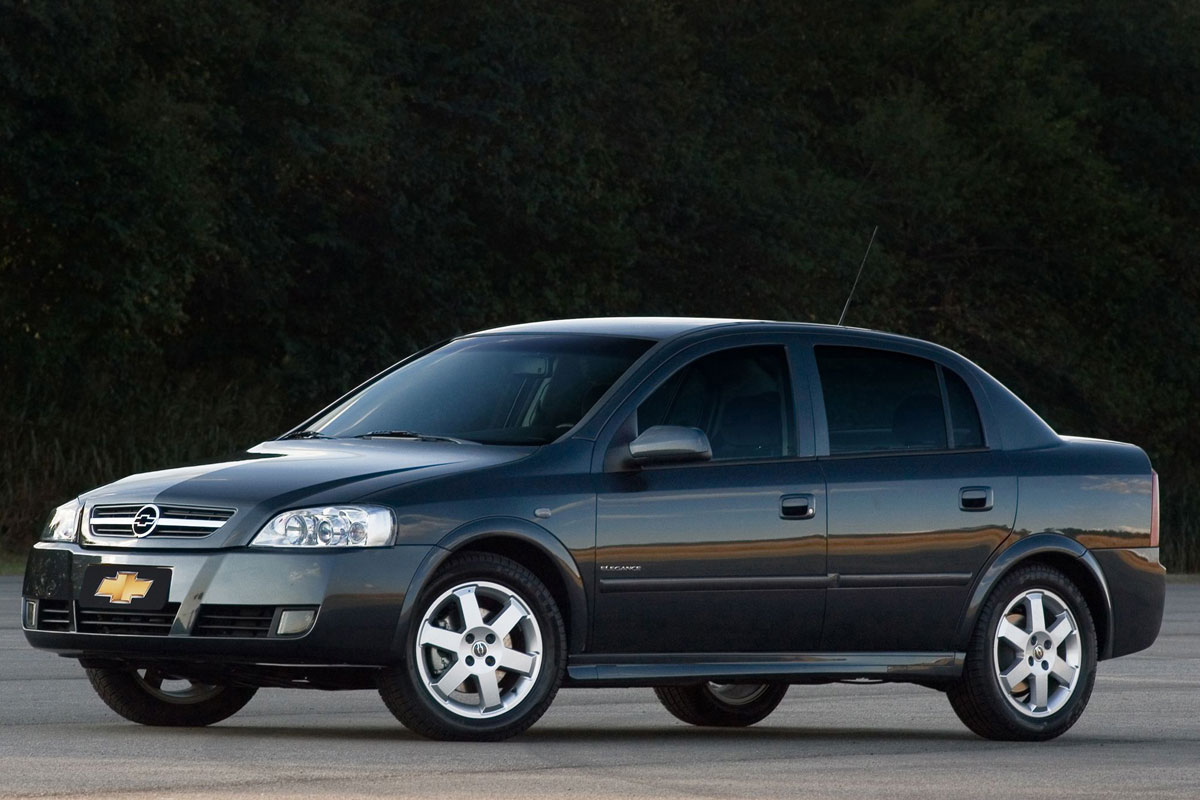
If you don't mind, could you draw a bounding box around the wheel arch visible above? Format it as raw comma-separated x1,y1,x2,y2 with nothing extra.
396,518,588,657
956,533,1114,660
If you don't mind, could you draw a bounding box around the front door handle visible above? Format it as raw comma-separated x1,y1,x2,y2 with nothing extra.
960,486,993,512
780,494,816,520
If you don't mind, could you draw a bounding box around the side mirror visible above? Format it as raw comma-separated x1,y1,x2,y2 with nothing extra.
628,425,712,464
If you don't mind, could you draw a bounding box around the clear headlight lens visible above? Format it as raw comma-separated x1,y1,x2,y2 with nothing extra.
41,498,82,542
252,505,395,548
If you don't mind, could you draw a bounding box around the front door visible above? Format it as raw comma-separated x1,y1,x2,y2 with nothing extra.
593,343,827,654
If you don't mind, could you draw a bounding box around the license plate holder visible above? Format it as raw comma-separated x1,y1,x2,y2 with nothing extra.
79,565,173,611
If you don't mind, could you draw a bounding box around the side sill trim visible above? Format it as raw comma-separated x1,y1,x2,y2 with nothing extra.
597,573,972,593
565,651,964,686
598,575,832,593
836,572,973,589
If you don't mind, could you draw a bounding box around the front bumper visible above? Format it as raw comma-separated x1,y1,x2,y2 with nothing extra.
22,542,436,665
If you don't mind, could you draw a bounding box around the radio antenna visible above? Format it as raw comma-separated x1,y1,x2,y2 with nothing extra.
837,225,878,326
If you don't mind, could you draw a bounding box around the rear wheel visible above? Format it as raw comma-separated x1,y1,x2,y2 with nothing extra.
948,564,1096,741
654,682,788,727
86,666,257,726
379,552,565,741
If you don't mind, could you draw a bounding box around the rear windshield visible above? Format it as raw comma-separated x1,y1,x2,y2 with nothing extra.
308,334,653,445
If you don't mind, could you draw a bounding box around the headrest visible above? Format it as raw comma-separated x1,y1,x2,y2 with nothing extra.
718,392,782,448
892,393,946,448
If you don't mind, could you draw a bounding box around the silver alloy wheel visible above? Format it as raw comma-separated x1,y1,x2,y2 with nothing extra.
133,668,224,705
706,683,771,706
414,580,543,719
993,588,1082,718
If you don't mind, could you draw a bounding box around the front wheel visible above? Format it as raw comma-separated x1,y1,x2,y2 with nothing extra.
379,552,565,741
948,564,1097,741
86,667,257,726
654,682,788,727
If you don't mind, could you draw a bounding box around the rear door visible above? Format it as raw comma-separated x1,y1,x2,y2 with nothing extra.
808,341,1016,652
592,335,828,654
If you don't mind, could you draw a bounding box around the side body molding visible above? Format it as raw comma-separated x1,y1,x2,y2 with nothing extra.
393,517,588,657
954,532,1114,659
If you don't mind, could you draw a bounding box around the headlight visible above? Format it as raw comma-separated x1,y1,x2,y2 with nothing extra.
251,505,395,548
41,498,82,542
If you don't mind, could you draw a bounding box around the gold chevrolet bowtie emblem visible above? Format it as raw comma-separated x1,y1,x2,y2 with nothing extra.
94,572,154,604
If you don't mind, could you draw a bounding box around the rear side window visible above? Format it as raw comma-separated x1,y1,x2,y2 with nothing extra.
944,368,984,448
815,346,987,454
816,347,945,453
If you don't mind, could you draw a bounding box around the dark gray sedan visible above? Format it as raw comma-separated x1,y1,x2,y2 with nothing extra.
23,318,1164,741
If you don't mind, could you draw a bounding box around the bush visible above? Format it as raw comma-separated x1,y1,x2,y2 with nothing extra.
2,0,1197,566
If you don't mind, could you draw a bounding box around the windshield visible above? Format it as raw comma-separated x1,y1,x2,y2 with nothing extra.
305,334,654,445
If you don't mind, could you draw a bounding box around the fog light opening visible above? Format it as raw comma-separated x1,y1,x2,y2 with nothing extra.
23,599,37,629
276,608,317,636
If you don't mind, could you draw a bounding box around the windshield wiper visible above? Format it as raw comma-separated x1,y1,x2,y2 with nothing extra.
279,430,335,440
353,430,473,444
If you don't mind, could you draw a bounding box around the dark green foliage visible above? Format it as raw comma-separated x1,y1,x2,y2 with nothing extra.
1,0,1197,566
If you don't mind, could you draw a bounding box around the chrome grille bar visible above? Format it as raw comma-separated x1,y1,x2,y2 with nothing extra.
88,504,236,538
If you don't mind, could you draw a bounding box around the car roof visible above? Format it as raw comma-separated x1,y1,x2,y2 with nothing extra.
472,316,894,341
472,317,754,339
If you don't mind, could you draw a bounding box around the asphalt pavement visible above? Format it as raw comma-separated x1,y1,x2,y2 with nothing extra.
2,575,1197,799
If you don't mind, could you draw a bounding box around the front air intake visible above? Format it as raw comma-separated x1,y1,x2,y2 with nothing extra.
35,599,72,631
76,604,180,636
193,605,277,638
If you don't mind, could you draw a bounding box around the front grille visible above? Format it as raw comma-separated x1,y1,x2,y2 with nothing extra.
193,605,276,638
89,504,235,538
76,603,180,636
36,599,72,631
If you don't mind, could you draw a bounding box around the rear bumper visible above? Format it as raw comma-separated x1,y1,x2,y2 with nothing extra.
1092,547,1166,659
21,542,436,665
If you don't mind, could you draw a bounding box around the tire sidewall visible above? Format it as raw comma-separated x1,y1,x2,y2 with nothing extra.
976,567,1097,739
400,556,564,738
700,683,788,724
86,667,256,726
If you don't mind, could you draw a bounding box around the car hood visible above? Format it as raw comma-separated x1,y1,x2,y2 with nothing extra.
77,439,535,549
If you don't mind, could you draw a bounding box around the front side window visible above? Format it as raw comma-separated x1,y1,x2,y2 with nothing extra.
637,346,794,460
309,334,652,445
815,345,985,454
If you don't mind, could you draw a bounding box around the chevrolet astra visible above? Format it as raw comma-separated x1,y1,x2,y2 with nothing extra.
23,317,1165,741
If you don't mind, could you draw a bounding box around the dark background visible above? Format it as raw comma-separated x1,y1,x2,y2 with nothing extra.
1,1,1196,566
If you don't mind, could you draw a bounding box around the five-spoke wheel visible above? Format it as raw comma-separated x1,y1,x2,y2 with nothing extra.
414,581,544,718
993,589,1082,717
949,563,1096,740
379,552,565,740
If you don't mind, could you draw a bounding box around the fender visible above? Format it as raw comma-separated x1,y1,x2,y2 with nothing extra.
392,517,588,658
954,532,1114,659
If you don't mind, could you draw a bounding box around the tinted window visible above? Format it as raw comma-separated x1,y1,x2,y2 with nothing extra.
944,368,985,448
638,346,793,460
309,334,651,445
816,346,947,453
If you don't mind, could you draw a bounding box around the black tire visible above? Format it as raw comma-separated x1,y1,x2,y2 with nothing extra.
379,552,565,741
654,682,788,727
86,667,257,726
948,563,1097,741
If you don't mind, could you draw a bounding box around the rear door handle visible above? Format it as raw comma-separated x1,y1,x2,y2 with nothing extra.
960,486,993,512
780,494,816,520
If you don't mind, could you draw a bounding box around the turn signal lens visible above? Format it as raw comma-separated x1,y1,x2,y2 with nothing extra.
277,608,317,636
